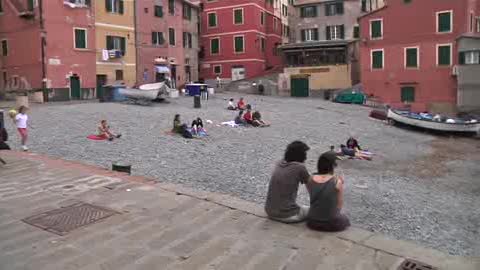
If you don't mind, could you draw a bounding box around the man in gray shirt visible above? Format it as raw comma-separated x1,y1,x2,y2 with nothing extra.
265,141,311,223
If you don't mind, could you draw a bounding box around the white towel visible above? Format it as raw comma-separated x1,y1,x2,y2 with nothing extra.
102,49,109,61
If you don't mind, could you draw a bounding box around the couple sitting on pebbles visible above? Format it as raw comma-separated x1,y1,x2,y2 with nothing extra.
233,104,270,127
265,141,350,232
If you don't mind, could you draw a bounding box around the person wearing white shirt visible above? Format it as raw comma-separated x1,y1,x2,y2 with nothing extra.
15,106,29,151
227,98,237,110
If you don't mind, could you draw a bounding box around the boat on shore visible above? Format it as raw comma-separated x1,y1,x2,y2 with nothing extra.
387,109,480,134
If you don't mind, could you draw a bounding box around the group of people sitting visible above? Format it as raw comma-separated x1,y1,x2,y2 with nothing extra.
173,114,207,138
227,97,247,111
265,141,350,232
335,137,372,160
227,98,270,127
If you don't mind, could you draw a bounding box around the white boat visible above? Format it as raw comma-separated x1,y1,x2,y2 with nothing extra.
119,88,160,101
387,109,480,134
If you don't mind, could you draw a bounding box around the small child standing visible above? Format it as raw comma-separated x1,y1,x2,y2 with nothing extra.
15,106,29,151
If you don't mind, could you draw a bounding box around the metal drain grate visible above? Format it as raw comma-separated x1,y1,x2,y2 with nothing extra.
22,203,118,235
398,259,437,270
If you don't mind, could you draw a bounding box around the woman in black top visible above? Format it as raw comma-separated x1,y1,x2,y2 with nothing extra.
306,151,350,232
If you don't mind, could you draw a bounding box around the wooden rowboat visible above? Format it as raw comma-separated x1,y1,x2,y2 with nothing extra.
387,109,480,134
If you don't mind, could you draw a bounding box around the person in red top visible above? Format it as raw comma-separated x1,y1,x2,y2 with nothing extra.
243,108,253,125
237,97,246,110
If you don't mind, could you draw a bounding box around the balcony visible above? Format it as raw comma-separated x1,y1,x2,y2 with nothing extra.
63,0,91,9
7,0,35,19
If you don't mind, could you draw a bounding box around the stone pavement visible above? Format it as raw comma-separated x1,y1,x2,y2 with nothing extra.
0,151,478,270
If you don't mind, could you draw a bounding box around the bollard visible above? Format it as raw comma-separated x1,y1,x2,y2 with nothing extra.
193,95,201,108
112,163,131,175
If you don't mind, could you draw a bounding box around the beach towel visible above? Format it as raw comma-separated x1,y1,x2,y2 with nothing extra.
87,134,108,141
221,121,239,128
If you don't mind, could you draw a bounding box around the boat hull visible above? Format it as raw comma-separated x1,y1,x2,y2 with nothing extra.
387,109,480,133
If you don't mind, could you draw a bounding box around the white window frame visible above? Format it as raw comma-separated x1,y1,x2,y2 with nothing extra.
73,27,88,49
233,35,245,54
436,10,453,34
304,29,317,42
207,12,217,28
260,12,265,25
152,32,163,45
329,25,343,40
112,37,122,50
436,43,452,66
477,17,480,32
1,39,8,56
108,0,121,14
210,37,220,55
233,8,244,25
369,18,383,40
273,17,278,31
213,65,222,75
465,51,480,65
404,46,419,69
371,48,384,70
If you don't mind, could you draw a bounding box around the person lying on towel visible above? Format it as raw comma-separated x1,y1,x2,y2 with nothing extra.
340,144,371,160
98,120,121,141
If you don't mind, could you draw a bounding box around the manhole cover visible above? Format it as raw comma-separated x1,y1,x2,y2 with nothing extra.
22,203,118,235
398,259,437,270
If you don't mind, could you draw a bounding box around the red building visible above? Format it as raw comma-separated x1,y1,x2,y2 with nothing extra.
199,0,283,84
0,0,96,100
359,0,480,112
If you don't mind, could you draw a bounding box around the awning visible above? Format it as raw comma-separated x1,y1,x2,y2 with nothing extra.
155,65,170,74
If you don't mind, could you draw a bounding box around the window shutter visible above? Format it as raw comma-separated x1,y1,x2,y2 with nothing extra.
353,26,360,38
337,3,344,15
105,0,111,12
75,29,86,48
188,33,192,48
119,0,124,14
401,87,415,102
313,6,317,17
313,29,319,40
438,13,451,32
459,52,465,65
183,32,187,48
300,7,305,17
85,0,91,6
340,25,345,39
152,32,157,45
301,30,306,41
325,5,330,16
106,36,113,50
326,26,331,40
120,37,126,55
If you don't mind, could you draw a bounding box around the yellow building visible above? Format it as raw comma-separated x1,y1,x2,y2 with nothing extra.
94,0,136,87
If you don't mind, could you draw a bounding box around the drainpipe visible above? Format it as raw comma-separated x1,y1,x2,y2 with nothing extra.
133,0,138,86
39,0,47,92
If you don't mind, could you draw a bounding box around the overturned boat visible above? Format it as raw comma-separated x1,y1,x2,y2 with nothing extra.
387,109,480,134
119,82,173,104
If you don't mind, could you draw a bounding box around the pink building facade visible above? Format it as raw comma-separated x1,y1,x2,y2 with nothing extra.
359,0,480,112
135,0,200,89
0,0,96,99
199,0,283,83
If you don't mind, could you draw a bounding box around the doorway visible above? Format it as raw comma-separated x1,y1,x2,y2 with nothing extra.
185,65,191,83
171,65,177,89
290,77,309,97
70,75,81,99
231,66,245,81
96,74,107,100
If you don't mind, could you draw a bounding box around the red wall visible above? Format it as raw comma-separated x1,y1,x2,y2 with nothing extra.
43,2,96,88
200,0,282,80
359,0,476,112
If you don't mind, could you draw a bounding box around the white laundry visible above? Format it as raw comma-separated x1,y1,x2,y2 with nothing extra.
102,49,109,61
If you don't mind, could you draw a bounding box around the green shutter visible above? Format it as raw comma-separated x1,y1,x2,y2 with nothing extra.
234,9,243,24
325,5,330,16
169,28,175,45
208,13,216,27
313,29,319,40
235,36,244,53
438,45,451,65
301,30,306,41
27,0,34,11
353,25,360,38
459,52,466,65
326,26,331,40
120,37,126,55
169,0,174,14
183,32,187,48
119,0,124,14
438,12,451,32
337,3,344,15
152,32,157,44
106,0,112,12
406,48,418,67
340,25,345,39
211,38,219,54
0,0,3,13
75,29,86,49
371,20,382,38
401,87,415,102
106,36,114,50
1,40,7,56
300,7,305,17
372,50,383,69
155,6,163,17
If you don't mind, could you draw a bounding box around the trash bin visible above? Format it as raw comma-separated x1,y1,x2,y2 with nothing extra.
194,95,201,108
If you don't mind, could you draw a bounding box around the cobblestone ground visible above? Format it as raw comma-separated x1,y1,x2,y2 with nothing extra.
4,94,479,256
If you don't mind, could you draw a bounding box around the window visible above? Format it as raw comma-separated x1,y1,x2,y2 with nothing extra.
401,87,415,103
0,0,3,13
210,38,219,55
68,0,90,6
168,0,174,14
301,29,319,42
325,2,343,16
326,25,344,40
213,65,221,75
1,40,7,56
152,32,164,45
404,0,412,4
300,6,317,18
405,47,419,68
477,17,480,32
234,8,243,25
282,4,288,16
27,0,36,11
169,28,175,46
183,32,192,48
154,5,163,17
370,19,383,39
115,70,123,81
371,49,384,69
234,36,244,53
74,28,87,49
208,13,217,27
470,13,474,32
106,0,124,14
261,37,266,52
260,12,265,25
283,25,289,37
459,51,480,65
353,25,360,39
106,36,126,55
361,0,367,12
2,71,6,88
183,3,192,20
437,44,452,66
437,10,452,33
273,18,278,31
